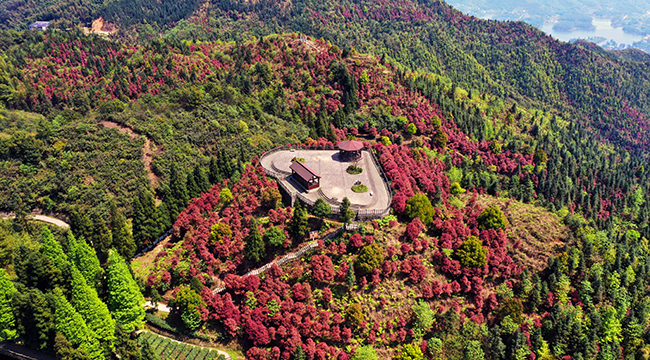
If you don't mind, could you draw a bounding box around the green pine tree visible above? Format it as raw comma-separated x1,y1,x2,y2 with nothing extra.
70,265,116,347
68,233,103,291
91,213,112,262
0,269,17,341
218,150,233,179
288,201,309,240
131,195,146,251
113,323,141,360
194,164,211,194
54,331,91,360
187,170,200,199
169,162,190,219
346,264,357,288
107,251,145,332
340,197,354,225
292,345,306,360
53,289,104,360
41,227,68,265
133,189,162,251
110,201,136,260
69,209,94,244
209,157,222,184
244,220,265,263
311,198,332,222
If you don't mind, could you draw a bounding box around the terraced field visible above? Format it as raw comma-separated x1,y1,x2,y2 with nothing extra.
138,331,227,360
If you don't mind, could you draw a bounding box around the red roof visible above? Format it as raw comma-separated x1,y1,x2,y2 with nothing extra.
338,140,364,151
290,161,320,181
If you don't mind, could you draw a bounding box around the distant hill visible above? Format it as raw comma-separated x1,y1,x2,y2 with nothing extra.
0,0,204,31
164,0,650,157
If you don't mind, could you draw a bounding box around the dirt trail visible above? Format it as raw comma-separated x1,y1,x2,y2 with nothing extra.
100,121,160,190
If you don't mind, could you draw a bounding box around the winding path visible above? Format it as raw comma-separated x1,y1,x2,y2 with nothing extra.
0,213,69,230
100,120,160,192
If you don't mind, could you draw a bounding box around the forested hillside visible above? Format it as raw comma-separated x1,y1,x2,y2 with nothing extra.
165,0,650,158
0,1,649,359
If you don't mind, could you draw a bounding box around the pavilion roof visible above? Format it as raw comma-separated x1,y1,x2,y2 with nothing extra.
337,140,364,151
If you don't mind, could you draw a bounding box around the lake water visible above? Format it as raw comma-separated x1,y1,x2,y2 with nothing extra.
539,18,644,47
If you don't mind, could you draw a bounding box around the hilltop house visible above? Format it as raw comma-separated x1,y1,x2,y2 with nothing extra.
29,22,50,31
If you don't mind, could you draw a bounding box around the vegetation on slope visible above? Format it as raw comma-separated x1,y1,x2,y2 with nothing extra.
0,4,649,359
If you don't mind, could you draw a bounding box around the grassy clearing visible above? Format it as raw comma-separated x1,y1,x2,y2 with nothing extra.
460,194,567,271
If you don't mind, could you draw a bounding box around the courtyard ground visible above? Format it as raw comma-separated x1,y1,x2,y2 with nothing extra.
260,149,391,213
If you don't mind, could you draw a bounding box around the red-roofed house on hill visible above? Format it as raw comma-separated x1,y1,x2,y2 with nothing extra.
290,161,320,190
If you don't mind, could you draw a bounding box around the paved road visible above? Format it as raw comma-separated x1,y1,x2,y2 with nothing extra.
1,214,70,230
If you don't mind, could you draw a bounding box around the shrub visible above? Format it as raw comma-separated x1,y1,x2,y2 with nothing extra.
291,157,305,163
209,223,232,244
499,298,524,325
345,303,364,327
351,184,369,193
404,193,435,225
394,344,424,360
411,301,435,339
450,182,466,195
263,226,286,247
405,123,417,135
352,346,378,360
261,187,282,209
477,206,508,231
432,128,448,148
534,149,548,164
456,236,487,268
311,198,332,219
489,140,502,155
355,244,385,274
219,188,233,204
347,165,363,174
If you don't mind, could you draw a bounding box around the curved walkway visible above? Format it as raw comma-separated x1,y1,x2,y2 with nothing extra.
0,212,70,230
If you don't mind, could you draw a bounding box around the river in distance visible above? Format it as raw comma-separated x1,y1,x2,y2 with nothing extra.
539,18,644,47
